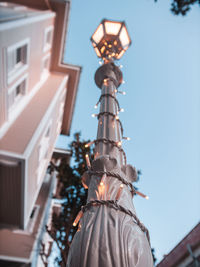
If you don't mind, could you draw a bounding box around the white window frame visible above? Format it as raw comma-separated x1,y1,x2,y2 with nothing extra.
13,205,40,234
56,93,65,135
37,120,52,185
7,73,28,116
56,102,65,135
41,53,50,79
43,26,53,53
6,38,30,85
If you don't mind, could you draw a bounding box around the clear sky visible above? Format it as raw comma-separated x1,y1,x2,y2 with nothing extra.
57,0,200,263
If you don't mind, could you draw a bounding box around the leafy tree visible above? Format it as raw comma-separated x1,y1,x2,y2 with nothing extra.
154,0,200,15
151,248,157,265
43,133,93,266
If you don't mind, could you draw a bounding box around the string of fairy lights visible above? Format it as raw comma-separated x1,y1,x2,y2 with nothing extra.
92,90,127,138
92,111,125,138
94,93,121,111
72,75,150,245
73,200,150,245
86,138,127,165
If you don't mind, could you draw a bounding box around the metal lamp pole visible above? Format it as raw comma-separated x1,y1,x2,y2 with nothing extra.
67,19,153,267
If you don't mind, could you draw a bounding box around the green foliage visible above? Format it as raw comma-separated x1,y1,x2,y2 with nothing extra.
151,248,157,265
46,133,94,266
155,0,200,15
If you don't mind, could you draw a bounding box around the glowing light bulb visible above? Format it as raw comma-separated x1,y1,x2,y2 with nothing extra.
118,90,126,95
116,184,124,201
103,78,109,85
73,210,83,227
135,190,149,199
92,114,98,117
119,65,123,69
85,141,94,148
120,108,124,112
123,137,131,141
100,174,106,185
85,154,91,169
94,104,98,109
117,141,122,147
115,115,119,120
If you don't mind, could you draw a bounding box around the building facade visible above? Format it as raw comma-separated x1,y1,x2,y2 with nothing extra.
0,1,81,266
157,222,200,267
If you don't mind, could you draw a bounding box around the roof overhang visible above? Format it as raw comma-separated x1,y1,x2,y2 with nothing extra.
49,0,82,135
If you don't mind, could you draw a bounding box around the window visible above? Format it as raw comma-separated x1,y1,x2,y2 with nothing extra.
7,38,29,84
16,45,26,64
8,74,27,113
43,26,53,52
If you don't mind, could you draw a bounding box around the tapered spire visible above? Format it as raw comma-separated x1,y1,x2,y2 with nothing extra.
66,19,153,267
94,63,124,166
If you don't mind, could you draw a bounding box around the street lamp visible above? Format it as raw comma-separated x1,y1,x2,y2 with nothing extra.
91,19,131,62
67,19,153,267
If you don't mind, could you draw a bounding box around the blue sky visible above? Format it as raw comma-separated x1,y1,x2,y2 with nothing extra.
57,0,200,263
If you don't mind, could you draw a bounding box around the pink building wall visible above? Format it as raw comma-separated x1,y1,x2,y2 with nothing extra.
0,6,70,228
0,1,81,264
26,78,67,226
0,9,55,128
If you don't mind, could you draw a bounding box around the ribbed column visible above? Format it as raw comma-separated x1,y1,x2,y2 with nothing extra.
95,79,123,166
67,62,153,267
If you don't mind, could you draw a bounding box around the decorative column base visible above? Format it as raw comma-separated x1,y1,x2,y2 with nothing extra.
67,155,153,267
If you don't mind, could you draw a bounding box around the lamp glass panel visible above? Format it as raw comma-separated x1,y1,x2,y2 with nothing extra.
119,26,130,47
117,49,125,59
92,23,104,44
94,47,101,57
104,21,121,35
